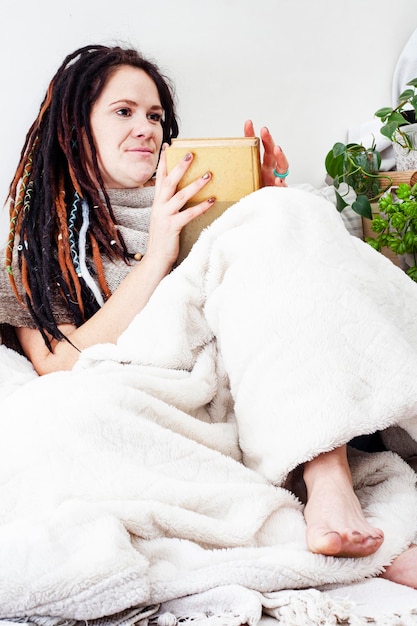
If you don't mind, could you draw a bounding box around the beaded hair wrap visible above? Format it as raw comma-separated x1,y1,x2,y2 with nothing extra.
78,197,104,306
68,192,82,277
5,151,34,302
4,44,179,348
66,191,104,310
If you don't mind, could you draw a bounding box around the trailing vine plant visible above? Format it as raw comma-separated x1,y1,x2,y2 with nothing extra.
375,78,417,150
325,142,392,219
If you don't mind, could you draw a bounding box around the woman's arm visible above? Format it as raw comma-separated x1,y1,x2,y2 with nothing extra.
16,148,215,375
16,253,172,374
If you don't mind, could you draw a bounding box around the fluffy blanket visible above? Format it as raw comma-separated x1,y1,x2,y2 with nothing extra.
2,187,417,624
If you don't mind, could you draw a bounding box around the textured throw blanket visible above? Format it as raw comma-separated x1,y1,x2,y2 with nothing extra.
1,187,417,625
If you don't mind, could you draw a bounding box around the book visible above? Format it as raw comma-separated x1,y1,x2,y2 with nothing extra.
165,137,261,263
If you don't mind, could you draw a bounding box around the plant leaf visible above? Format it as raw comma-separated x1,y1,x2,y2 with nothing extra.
398,88,415,101
380,124,395,139
375,107,393,119
391,111,409,124
334,190,348,213
351,195,372,219
332,142,347,158
325,149,344,179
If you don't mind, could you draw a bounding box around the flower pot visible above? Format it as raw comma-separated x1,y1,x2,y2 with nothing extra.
393,123,417,170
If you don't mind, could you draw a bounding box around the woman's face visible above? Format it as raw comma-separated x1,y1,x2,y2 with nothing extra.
89,65,164,188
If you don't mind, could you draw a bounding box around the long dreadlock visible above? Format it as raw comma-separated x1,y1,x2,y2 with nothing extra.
6,44,179,349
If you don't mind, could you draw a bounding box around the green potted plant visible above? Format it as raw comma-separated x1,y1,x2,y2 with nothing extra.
375,78,417,169
366,182,417,282
325,141,392,219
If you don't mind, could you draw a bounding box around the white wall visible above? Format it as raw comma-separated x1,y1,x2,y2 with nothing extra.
1,0,417,241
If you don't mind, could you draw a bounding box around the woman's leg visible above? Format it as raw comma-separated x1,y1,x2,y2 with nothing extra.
303,445,417,588
303,445,384,557
381,545,417,588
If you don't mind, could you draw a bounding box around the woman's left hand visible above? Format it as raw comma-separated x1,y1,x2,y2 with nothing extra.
244,120,289,188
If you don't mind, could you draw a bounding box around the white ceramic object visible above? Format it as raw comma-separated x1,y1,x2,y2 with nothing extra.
393,123,417,169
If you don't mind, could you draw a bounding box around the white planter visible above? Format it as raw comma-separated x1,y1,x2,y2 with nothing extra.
393,123,417,170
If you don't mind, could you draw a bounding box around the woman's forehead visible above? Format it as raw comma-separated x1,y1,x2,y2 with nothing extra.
100,65,161,105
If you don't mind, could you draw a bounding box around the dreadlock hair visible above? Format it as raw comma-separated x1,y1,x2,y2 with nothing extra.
6,43,179,350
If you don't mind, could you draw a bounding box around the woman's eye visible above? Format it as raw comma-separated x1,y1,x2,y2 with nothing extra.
147,112,163,123
116,108,131,117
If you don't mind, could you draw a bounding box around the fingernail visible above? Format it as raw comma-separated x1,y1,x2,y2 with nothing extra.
202,172,211,180
207,197,216,203
184,152,192,161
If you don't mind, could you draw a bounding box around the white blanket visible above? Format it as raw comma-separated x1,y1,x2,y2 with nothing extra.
2,187,417,624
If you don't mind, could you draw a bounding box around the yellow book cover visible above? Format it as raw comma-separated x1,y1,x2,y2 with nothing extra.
165,137,261,263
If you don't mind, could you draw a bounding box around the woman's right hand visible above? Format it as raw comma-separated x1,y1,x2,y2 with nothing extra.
146,145,215,267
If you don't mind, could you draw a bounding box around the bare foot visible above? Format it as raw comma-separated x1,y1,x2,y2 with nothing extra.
303,446,384,558
381,545,417,588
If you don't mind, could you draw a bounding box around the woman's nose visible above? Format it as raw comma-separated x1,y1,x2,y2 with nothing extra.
131,114,153,138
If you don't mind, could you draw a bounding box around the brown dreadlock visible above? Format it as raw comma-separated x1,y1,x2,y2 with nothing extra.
6,44,179,349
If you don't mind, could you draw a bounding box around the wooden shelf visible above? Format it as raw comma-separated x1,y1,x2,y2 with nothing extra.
378,170,417,187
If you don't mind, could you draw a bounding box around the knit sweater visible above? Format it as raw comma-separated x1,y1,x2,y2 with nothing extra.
0,186,155,349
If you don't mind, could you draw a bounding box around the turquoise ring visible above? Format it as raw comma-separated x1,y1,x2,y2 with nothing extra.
273,168,289,179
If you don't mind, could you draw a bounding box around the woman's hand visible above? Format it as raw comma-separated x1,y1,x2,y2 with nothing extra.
244,120,289,188
146,145,215,268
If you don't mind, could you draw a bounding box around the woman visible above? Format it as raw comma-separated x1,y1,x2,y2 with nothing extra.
0,44,415,588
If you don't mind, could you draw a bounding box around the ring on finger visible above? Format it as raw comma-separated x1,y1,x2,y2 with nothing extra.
273,168,289,179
